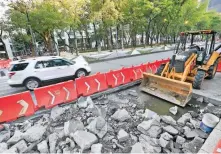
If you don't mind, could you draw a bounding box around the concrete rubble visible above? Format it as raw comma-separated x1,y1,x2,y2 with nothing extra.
1,88,218,153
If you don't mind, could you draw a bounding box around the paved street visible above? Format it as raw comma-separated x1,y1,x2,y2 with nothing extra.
0,50,173,97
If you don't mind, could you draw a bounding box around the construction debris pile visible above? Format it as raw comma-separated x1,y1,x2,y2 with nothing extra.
0,89,220,153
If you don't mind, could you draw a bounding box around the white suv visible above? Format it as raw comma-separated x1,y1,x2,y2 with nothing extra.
8,56,91,90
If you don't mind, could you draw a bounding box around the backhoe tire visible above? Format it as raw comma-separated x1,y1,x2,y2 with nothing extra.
155,64,165,75
206,59,219,79
193,70,205,89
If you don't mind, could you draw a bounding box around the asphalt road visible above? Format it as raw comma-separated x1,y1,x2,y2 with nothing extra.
0,50,180,97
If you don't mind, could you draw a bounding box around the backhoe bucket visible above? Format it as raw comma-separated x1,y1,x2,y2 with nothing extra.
140,73,192,107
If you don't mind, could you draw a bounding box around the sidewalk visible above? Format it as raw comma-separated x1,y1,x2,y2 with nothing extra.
60,44,175,60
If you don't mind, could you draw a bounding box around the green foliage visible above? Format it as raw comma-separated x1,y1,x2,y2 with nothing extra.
5,0,221,51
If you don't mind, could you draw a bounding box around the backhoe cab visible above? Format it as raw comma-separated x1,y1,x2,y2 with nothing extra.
140,30,220,107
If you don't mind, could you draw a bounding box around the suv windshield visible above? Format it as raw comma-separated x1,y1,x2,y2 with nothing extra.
9,63,29,71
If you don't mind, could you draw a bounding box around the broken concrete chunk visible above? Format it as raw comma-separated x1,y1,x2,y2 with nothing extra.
111,109,131,122
176,136,186,145
37,140,49,153
177,113,192,126
183,126,191,134
66,138,75,149
137,119,160,135
136,110,144,117
0,131,10,143
142,109,157,119
188,111,199,118
0,143,7,152
190,118,200,129
163,125,178,135
117,129,129,142
10,140,27,153
185,130,198,139
73,131,98,150
50,106,65,121
169,106,178,115
20,120,32,132
159,137,169,148
49,133,58,153
161,116,176,125
87,117,107,138
139,134,159,147
160,132,173,141
172,148,181,153
139,135,161,153
96,116,106,130
182,136,204,153
147,126,162,138
7,130,23,145
64,119,84,136
196,97,204,103
130,142,144,153
91,143,103,154
23,125,46,142
78,96,91,108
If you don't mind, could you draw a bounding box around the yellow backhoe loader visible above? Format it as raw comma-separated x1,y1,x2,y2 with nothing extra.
140,30,221,107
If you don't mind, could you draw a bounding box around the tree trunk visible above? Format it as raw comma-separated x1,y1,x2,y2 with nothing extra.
120,24,124,50
145,31,149,45
93,23,98,48
43,31,53,53
73,31,78,56
110,27,114,50
116,25,119,50
85,29,91,49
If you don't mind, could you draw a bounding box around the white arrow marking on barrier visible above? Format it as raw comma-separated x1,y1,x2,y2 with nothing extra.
133,70,137,79
48,91,55,105
149,66,153,73
94,79,100,91
63,87,70,100
113,74,118,85
120,72,125,83
154,65,157,73
17,100,29,116
0,110,3,117
85,82,90,93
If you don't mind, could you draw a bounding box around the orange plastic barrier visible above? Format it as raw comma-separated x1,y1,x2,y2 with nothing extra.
145,58,170,74
76,73,108,96
0,60,11,69
213,139,221,154
217,61,221,72
0,91,35,122
130,64,146,81
105,67,132,88
34,80,77,109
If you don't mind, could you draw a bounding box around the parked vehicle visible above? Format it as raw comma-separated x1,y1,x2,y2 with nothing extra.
7,56,91,90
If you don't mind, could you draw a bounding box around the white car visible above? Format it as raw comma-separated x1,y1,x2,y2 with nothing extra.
8,56,91,90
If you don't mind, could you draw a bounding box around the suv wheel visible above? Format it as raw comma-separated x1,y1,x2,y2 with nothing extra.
75,69,87,78
24,78,40,90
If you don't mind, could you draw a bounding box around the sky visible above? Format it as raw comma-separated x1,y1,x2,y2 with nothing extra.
0,0,9,19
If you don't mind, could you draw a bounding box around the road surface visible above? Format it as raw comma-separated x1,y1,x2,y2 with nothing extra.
0,50,182,97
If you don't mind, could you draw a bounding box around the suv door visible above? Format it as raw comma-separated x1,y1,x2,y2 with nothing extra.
34,60,60,81
51,59,74,78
